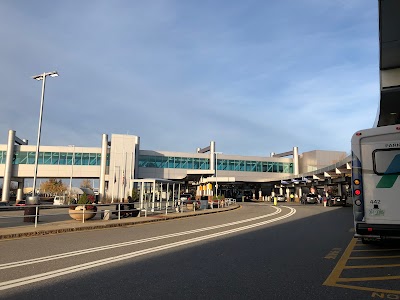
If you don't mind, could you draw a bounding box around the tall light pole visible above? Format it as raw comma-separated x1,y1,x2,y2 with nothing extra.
215,152,223,197
68,145,75,200
31,71,59,200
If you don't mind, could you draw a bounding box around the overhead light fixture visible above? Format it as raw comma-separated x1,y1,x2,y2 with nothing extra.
32,71,59,80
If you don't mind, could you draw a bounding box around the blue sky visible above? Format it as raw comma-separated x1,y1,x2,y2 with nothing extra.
0,0,379,157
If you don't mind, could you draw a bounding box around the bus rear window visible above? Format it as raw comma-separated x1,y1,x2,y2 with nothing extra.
373,149,400,175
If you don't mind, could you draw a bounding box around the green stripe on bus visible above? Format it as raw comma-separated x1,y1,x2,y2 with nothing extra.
376,174,398,188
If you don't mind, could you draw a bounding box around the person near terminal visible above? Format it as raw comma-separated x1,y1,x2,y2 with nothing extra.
127,196,134,210
290,193,294,202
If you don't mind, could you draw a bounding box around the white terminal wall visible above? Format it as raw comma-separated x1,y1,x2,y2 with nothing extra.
299,150,347,173
108,134,140,199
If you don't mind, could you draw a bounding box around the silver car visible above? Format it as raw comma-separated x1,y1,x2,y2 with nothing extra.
276,195,286,202
303,193,318,204
328,195,347,207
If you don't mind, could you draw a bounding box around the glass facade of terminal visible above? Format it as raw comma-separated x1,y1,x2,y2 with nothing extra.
0,151,103,166
139,155,293,173
0,151,293,173
139,155,210,170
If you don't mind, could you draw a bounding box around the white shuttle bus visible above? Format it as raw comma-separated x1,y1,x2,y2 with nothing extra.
351,124,400,242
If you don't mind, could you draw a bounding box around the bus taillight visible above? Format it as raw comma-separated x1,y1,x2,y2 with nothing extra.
354,189,361,196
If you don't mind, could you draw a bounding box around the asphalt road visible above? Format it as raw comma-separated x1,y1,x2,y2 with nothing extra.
0,202,388,300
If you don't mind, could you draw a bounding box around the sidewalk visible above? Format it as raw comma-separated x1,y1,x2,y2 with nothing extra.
0,204,241,240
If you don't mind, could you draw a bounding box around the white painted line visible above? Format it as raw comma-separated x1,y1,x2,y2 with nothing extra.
0,206,283,270
0,207,296,291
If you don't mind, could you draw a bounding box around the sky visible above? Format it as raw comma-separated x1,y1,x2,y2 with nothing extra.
0,0,380,157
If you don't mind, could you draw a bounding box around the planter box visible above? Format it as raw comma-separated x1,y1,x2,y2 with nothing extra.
69,205,97,221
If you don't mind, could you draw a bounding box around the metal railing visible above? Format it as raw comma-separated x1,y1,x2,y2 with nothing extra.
0,199,236,229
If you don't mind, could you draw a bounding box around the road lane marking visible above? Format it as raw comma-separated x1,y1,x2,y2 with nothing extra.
329,284,400,295
0,207,284,270
352,249,400,252
323,238,400,295
0,207,296,291
337,275,400,282
349,255,400,259
324,248,342,260
344,263,400,269
323,238,357,286
0,206,293,269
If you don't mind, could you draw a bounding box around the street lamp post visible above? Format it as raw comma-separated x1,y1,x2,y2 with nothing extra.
31,71,59,201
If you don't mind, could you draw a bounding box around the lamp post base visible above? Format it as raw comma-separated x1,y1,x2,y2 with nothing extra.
24,196,40,222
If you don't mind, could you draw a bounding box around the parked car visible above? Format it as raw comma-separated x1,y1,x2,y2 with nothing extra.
236,191,253,202
53,196,67,205
180,193,193,203
327,195,347,207
180,193,200,209
302,193,318,204
276,195,286,202
0,202,12,210
15,200,26,206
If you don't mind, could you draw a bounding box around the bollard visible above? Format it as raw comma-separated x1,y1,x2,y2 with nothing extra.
323,200,327,207
274,197,277,206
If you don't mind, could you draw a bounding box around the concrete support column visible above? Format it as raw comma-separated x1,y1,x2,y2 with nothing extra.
293,146,299,175
16,181,24,201
337,183,343,196
286,188,290,200
151,182,155,212
279,187,283,195
133,137,140,180
140,183,145,210
210,141,215,171
2,130,15,202
99,134,108,203
298,187,303,198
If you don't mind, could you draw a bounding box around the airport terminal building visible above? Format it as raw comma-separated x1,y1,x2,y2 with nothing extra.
0,130,347,202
